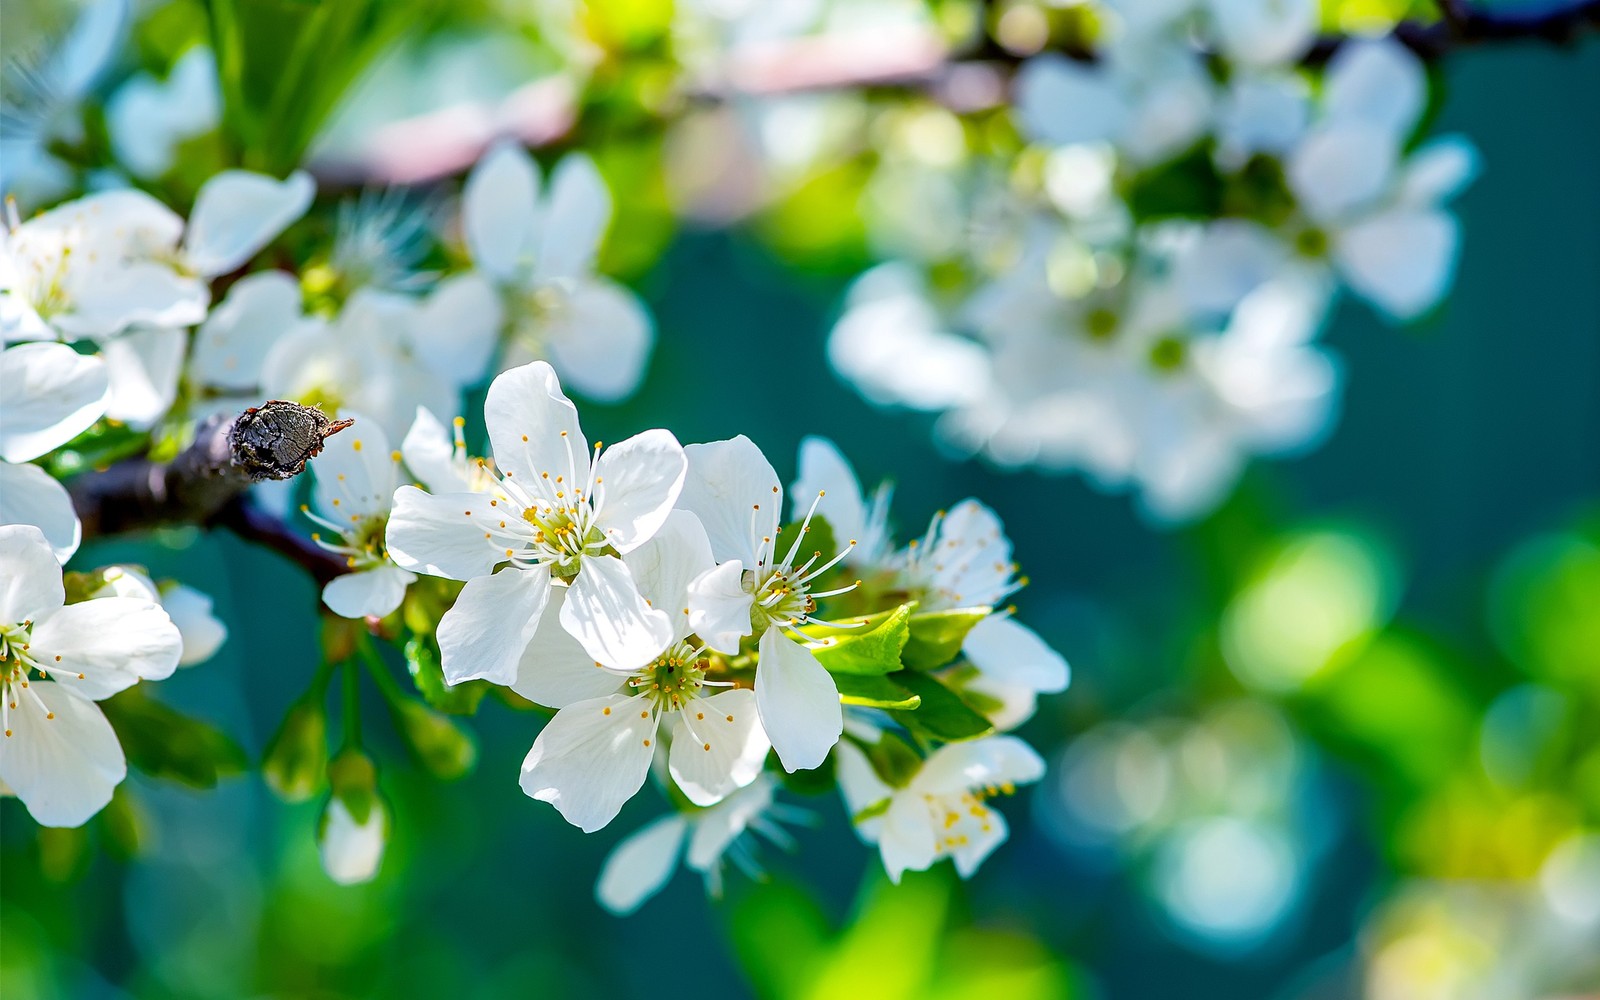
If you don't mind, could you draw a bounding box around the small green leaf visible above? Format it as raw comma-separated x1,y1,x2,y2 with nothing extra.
902,606,990,671
804,604,913,676
102,688,248,789
404,636,488,714
835,673,922,711
889,673,995,743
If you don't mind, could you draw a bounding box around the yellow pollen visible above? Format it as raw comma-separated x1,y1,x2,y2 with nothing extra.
352,440,362,451
696,713,704,720
703,743,711,751
391,450,401,462
603,706,611,715
639,710,648,719
453,417,465,428
725,715,734,722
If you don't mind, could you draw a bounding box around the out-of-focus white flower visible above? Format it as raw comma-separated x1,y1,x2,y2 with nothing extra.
826,264,990,412
680,435,850,773
789,436,894,569
0,341,109,561
302,414,416,619
836,735,1045,883
1213,71,1311,170
101,326,186,429
189,270,306,403
517,511,769,832
1203,0,1318,68
105,46,220,179
89,566,227,666
386,361,685,683
0,0,126,206
1015,44,1214,166
261,279,500,441
595,774,798,915
1,170,314,343
0,524,182,827
462,142,653,401
1286,38,1478,320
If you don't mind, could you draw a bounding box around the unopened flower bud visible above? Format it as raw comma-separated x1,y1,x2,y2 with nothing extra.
391,699,477,780
318,749,387,885
262,697,328,803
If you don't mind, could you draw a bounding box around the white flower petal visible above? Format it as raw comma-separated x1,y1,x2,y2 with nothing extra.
519,693,656,832
541,277,654,403
754,629,841,772
160,584,226,666
686,774,777,871
596,814,687,915
1323,36,1425,139
591,429,686,554
385,486,507,580
669,688,770,806
410,272,503,388
1397,135,1480,208
686,560,753,656
1334,208,1458,321
1014,54,1128,147
31,596,182,699
184,169,315,277
464,140,540,281
1286,123,1397,223
914,736,1046,797
535,153,610,281
321,565,415,620
311,414,397,520
0,461,81,563
511,589,628,708
190,270,303,391
54,262,207,339
621,509,716,638
0,343,110,463
0,683,124,828
483,360,589,484
962,616,1070,693
879,794,941,884
435,567,551,686
678,436,781,568
400,407,467,494
834,740,890,843
791,436,867,545
561,555,673,672
102,326,185,429
0,524,65,624
951,806,1009,878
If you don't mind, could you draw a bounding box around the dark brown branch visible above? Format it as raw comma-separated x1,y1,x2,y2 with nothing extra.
71,401,351,537
213,497,346,585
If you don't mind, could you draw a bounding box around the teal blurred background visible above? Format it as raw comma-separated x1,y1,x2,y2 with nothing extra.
4,32,1599,1000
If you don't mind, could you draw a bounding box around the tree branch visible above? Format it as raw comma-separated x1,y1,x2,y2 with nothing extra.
71,401,351,538
213,497,347,585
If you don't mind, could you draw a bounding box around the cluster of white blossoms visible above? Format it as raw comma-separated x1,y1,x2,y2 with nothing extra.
351,360,1069,907
829,24,1477,522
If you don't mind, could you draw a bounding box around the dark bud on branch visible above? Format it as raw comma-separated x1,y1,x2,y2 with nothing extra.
71,401,352,539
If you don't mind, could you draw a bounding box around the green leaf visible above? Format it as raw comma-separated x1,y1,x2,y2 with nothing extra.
902,606,990,671
102,688,248,789
803,604,913,676
403,636,488,714
863,731,923,789
889,673,995,743
835,673,921,711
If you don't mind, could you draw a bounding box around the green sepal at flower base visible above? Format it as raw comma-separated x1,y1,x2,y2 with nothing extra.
327,747,380,826
403,635,489,715
261,693,330,803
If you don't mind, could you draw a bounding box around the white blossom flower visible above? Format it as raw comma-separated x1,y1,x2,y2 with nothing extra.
0,341,109,559
302,414,417,620
89,566,227,667
836,735,1045,883
105,46,220,179
101,325,186,429
386,361,686,684
462,141,653,401
1,169,314,343
399,407,498,495
679,435,851,772
0,524,182,827
1285,38,1479,320
516,510,770,831
595,774,800,915
188,270,306,413
789,435,894,570
261,278,501,441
